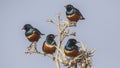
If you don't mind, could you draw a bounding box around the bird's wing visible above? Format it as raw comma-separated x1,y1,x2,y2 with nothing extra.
25,28,34,36
73,45,79,50
54,41,57,46
74,8,83,16
65,46,72,51
33,28,45,35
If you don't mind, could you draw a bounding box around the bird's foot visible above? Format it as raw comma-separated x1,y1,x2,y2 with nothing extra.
32,48,40,54
25,50,40,54
27,44,32,51
27,44,33,51
25,50,33,54
43,52,47,56
53,56,56,61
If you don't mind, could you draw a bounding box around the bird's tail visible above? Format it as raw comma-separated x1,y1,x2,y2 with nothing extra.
41,34,45,35
80,16,85,20
82,17,85,20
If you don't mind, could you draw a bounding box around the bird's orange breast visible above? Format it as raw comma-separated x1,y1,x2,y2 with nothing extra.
27,34,40,42
43,42,56,54
64,49,79,57
67,13,80,22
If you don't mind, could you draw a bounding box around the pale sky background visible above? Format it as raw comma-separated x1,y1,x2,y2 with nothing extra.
0,0,120,68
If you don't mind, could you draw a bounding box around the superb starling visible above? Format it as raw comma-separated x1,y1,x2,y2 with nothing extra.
64,39,79,57
65,4,85,22
22,24,44,52
42,34,57,54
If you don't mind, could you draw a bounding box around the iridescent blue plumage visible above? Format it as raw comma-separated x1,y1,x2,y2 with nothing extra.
25,28,34,36
66,9,74,15
46,40,56,46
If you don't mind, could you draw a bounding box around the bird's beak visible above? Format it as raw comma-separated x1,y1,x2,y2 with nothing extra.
77,41,80,43
64,6,66,8
21,27,24,30
54,35,58,37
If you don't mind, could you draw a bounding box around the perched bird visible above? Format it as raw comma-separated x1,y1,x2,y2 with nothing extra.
42,34,57,54
64,39,79,57
22,24,44,52
65,4,85,22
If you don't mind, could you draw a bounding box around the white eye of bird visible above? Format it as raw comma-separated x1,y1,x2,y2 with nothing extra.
73,40,75,42
50,35,53,37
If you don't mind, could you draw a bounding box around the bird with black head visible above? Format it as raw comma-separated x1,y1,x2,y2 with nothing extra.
42,34,57,54
65,4,85,22
64,39,80,57
22,24,44,53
